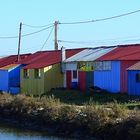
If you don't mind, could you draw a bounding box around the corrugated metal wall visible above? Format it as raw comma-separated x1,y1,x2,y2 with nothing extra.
44,63,63,92
66,70,72,89
9,65,22,87
86,72,93,89
0,65,22,94
78,71,86,91
66,70,93,91
120,60,138,93
128,70,140,95
21,68,45,95
0,70,8,92
94,61,120,93
21,63,64,95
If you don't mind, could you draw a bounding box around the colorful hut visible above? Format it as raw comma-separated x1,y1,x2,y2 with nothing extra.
0,54,30,94
20,49,84,95
94,44,140,93
0,64,24,94
127,61,140,95
64,47,114,91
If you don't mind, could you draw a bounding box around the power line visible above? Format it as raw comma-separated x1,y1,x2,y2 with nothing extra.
0,25,54,39
22,25,54,37
22,23,54,28
59,9,140,24
58,39,140,49
0,9,140,39
0,35,18,39
40,26,54,51
58,37,140,45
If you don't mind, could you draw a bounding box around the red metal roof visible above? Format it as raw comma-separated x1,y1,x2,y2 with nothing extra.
23,48,84,69
97,44,140,61
0,64,19,70
0,54,31,68
127,61,140,70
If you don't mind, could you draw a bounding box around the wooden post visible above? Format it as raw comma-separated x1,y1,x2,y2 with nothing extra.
17,22,22,62
54,21,58,50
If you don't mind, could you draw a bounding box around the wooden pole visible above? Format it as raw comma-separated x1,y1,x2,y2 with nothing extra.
54,21,58,50
17,22,22,62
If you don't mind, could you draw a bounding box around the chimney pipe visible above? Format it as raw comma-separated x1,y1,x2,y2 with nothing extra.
61,46,66,73
61,46,66,62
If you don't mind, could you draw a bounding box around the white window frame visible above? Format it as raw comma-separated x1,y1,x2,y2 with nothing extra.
94,61,111,71
72,70,78,82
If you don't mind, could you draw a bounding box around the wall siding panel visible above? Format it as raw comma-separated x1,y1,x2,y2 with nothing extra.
120,60,138,93
44,63,63,92
66,70,72,89
94,61,120,93
0,70,8,92
78,71,86,91
86,71,93,89
9,65,23,87
21,68,44,95
21,63,63,95
128,70,140,95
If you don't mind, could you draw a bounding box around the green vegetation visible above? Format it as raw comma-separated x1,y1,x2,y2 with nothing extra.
44,89,140,107
0,90,140,140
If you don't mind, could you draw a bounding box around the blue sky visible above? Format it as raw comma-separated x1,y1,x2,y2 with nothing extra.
0,0,140,56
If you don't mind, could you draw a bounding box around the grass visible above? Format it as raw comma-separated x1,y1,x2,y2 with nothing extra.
0,90,140,139
43,89,140,108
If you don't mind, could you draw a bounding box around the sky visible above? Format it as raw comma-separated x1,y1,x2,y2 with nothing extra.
0,0,140,56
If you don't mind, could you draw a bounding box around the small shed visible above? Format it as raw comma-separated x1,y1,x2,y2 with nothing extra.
0,64,23,94
20,48,84,95
64,47,115,91
95,44,140,93
127,61,140,95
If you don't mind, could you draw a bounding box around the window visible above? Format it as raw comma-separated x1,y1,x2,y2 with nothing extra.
23,69,29,78
94,61,111,71
136,74,140,83
72,70,77,79
34,69,41,78
103,61,111,70
77,62,86,69
77,62,94,71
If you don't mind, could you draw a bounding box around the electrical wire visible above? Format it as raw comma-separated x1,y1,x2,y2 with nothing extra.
59,9,140,24
58,37,140,45
22,23,54,28
0,25,54,39
40,26,54,51
0,9,140,40
22,25,54,37
0,35,18,39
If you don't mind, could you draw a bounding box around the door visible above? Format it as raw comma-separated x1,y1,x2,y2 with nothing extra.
86,71,93,89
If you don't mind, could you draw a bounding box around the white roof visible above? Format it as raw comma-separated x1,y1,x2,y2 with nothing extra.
65,47,116,62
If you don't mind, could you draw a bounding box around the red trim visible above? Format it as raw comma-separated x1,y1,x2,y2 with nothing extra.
78,71,86,91
120,60,138,93
66,71,71,89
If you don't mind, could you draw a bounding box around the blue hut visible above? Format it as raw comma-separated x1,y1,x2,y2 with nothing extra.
127,61,140,95
0,64,23,94
94,44,140,93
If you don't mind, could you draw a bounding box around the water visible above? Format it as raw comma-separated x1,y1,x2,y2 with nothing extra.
0,123,75,140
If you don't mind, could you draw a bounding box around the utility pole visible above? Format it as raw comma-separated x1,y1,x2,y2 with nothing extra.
17,22,22,62
54,21,59,50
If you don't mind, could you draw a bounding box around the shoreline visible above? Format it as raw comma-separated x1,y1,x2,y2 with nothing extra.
0,115,94,140
0,112,140,140
0,93,139,140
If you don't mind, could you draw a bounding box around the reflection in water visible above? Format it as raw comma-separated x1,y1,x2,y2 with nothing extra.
0,122,75,140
